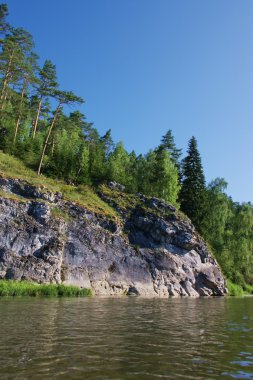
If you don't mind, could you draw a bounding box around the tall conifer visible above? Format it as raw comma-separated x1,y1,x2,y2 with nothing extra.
158,129,182,171
180,136,206,231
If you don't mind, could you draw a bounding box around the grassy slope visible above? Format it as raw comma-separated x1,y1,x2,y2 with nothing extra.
0,151,180,222
98,183,185,221
0,151,117,220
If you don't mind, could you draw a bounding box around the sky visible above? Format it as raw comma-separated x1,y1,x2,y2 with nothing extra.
5,0,253,203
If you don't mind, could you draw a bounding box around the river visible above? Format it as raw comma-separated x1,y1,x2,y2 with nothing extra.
0,297,253,379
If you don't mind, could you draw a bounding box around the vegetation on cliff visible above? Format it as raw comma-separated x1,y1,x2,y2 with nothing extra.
0,4,252,291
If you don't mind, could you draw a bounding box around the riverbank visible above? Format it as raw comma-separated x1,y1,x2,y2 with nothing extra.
0,279,252,297
0,280,91,297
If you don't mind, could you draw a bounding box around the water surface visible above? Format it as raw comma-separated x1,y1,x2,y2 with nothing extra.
1,297,253,379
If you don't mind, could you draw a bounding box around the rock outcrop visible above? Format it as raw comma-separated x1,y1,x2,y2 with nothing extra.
0,176,227,297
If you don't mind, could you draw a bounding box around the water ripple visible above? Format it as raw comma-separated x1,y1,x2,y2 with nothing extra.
0,297,253,379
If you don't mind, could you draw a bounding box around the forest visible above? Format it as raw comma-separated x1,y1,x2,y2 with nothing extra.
0,4,252,291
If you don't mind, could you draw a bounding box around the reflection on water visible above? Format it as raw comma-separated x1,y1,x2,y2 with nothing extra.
0,297,253,379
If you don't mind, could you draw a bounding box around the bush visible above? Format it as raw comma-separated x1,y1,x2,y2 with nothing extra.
227,280,245,296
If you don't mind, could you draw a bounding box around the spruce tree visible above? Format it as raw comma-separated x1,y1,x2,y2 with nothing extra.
180,136,206,231
101,129,114,158
158,129,182,171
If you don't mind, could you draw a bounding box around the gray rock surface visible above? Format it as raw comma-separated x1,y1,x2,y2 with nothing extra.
0,177,227,297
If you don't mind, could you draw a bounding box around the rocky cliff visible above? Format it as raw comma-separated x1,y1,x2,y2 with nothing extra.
0,176,227,297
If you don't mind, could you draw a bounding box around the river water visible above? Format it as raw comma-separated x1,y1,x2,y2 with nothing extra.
1,297,253,379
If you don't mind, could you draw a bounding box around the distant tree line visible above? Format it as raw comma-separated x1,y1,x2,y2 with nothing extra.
0,4,252,288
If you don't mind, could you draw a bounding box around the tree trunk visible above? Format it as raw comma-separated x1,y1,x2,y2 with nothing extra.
3,88,8,102
0,50,14,111
37,104,61,175
0,87,9,111
13,79,27,145
32,97,43,138
51,136,56,155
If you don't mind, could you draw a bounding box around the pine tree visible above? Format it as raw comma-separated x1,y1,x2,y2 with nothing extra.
0,3,9,40
180,136,206,231
0,27,34,111
37,90,83,175
13,51,38,145
158,129,182,171
32,59,58,138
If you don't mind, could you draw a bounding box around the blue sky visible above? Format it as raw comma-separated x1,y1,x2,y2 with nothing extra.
5,0,253,202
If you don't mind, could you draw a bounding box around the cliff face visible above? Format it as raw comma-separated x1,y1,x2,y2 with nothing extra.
0,177,227,297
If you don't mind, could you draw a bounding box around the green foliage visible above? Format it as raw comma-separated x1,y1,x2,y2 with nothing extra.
158,129,182,171
227,281,253,296
108,142,130,185
227,281,245,296
135,149,181,206
136,150,156,195
180,136,206,232
0,280,91,297
153,149,180,206
202,180,253,288
0,3,9,36
202,178,232,251
222,203,253,286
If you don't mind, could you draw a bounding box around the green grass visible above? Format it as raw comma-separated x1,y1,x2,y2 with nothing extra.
0,151,117,219
99,183,141,212
0,280,92,297
51,207,71,221
99,183,178,220
0,189,26,203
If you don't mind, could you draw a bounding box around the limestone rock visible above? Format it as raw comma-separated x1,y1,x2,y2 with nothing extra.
0,177,227,297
